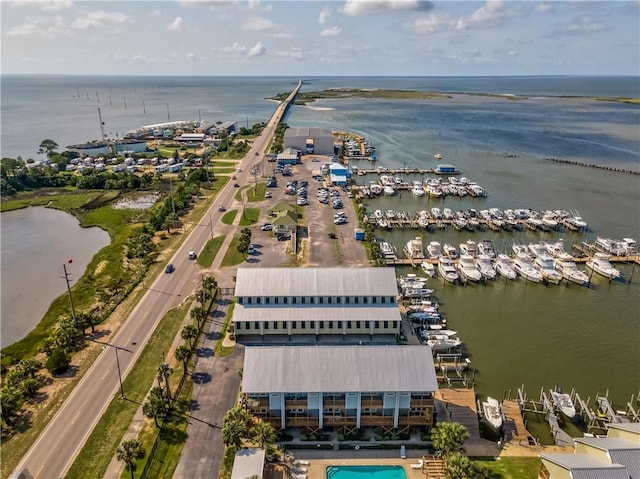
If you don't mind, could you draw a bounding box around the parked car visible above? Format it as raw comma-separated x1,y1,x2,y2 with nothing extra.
261,223,273,231
247,244,256,254
165,263,175,273
234,183,240,188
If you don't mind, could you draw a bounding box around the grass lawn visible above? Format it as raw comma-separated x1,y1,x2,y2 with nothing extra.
65,299,193,479
238,208,259,225
213,167,236,174
197,236,226,268
221,210,238,225
214,302,235,357
477,456,541,479
220,235,246,267
245,183,267,202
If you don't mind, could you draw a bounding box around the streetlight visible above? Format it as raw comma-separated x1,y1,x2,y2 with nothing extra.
89,339,132,399
62,260,78,329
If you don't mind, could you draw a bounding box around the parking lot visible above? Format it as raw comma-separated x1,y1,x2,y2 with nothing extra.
241,155,369,269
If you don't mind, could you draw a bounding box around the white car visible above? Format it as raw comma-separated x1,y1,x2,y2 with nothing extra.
236,167,242,172
188,251,197,260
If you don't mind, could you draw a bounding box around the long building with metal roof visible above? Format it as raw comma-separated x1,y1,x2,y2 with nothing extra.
241,345,438,434
232,267,401,343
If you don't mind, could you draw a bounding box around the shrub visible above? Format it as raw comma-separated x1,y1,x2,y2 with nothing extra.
46,347,70,375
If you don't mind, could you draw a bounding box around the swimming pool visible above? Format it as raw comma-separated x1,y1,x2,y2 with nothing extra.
326,465,407,479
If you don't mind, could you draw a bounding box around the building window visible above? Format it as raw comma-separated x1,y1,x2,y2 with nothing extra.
319,297,324,304
246,297,252,305
345,296,350,304
347,321,352,328
338,321,343,328
282,321,287,329
328,321,334,329
372,297,378,304
301,322,306,330
363,296,369,304
283,297,288,304
365,321,370,329
310,321,316,329
245,321,250,330
254,322,260,330
355,321,361,329
354,296,359,304
265,297,270,304
274,297,280,304
292,297,297,304
383,321,389,329
264,322,269,330
381,296,387,304
309,297,315,304
374,321,380,328
292,322,297,329
301,297,307,304
319,321,324,329
273,321,278,329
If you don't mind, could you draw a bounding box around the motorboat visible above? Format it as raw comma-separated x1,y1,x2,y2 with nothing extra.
528,242,547,258
481,397,504,431
459,239,478,257
430,207,443,220
554,254,589,286
398,273,428,289
512,243,529,259
533,255,563,284
475,254,497,280
513,255,543,283
453,216,468,231
457,254,482,282
379,241,397,260
426,185,443,197
383,185,395,196
421,261,436,277
541,212,559,230
438,258,460,284
477,239,497,258
544,239,567,258
494,254,517,280
550,389,579,423
369,183,383,195
443,243,458,259
411,182,425,197
622,238,637,256
586,253,621,280
434,153,443,160
403,236,425,260
417,211,430,229
427,241,443,260
595,237,627,256
426,334,462,351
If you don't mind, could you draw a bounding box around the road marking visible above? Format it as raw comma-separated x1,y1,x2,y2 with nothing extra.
102,369,110,380
71,411,81,424
35,464,44,478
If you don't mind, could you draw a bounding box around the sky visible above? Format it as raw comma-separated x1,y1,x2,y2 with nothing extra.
1,0,639,76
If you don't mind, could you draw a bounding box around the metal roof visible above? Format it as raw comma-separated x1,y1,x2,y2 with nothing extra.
285,127,333,138
233,304,402,323
608,423,640,434
242,345,438,394
609,450,640,479
230,448,265,479
234,267,398,297
576,437,640,451
540,453,630,479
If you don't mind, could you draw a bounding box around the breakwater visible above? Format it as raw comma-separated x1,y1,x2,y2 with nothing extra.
544,157,640,175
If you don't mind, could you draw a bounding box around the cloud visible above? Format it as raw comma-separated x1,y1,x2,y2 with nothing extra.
343,0,433,16
71,10,130,29
104,52,171,65
412,14,454,33
273,32,294,39
7,0,72,11
275,49,304,60
560,16,607,34
455,0,514,30
247,41,266,58
220,42,247,54
320,26,342,37
248,0,272,12
168,17,184,31
507,50,518,56
5,15,66,36
177,0,231,6
186,53,203,62
319,6,332,24
536,3,555,13
242,16,275,31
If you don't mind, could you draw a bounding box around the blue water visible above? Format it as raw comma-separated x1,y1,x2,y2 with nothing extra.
326,465,407,479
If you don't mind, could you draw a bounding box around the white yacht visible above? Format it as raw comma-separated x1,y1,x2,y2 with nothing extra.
477,239,497,258
403,236,425,260
369,183,383,195
528,242,547,258
426,334,462,352
427,241,443,260
494,254,517,280
550,389,578,423
398,273,428,289
411,182,425,197
481,397,504,432
443,243,458,259
378,241,397,260
457,254,483,282
595,237,627,256
622,238,637,256
430,207,443,220
533,255,563,284
475,254,497,280
420,261,436,278
513,255,543,283
383,185,395,196
586,252,621,280
459,239,478,257
544,239,567,258
554,254,589,286
438,257,460,284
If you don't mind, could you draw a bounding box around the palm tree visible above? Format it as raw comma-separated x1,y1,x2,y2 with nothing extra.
190,306,206,327
202,275,217,295
143,387,169,428
174,345,192,375
251,421,276,448
431,422,469,458
157,362,173,403
222,418,248,452
181,324,199,349
116,439,146,479
196,288,211,305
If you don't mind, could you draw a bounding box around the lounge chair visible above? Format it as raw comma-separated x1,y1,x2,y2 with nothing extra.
292,474,306,479
294,460,310,466
293,466,307,474
410,459,424,469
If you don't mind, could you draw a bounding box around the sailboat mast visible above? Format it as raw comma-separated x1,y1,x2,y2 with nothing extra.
97,107,106,140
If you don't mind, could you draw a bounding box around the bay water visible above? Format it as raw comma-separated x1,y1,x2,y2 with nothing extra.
1,75,638,411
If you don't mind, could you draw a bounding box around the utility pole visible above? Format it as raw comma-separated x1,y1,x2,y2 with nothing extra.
62,261,78,329
209,211,214,240
169,177,176,215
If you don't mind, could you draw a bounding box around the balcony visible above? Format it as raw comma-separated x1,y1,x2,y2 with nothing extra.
360,416,395,427
323,416,357,426
284,399,307,407
286,416,320,427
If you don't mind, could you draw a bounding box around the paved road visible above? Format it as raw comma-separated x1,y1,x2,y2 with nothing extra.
11,80,301,479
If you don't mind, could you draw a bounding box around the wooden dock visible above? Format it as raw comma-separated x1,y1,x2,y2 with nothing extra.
501,399,535,445
435,388,480,439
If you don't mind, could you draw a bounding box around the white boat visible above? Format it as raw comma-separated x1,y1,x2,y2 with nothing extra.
374,209,383,219
542,212,559,229
417,211,430,229
383,185,395,196
544,239,567,258
554,254,589,286
377,217,389,228
421,261,436,277
403,236,425,260
438,258,460,284
513,255,543,283
434,153,443,160
586,252,621,280
481,397,504,431
494,254,517,280
427,241,443,260
459,239,478,257
512,243,529,258
475,254,497,280
550,389,578,423
477,239,497,258
533,255,563,284
528,242,547,258
457,254,483,282
443,243,458,259
622,238,637,255
411,182,425,196
379,241,397,260
426,185,443,197
595,237,627,256
426,335,462,351
430,207,442,220
369,183,383,195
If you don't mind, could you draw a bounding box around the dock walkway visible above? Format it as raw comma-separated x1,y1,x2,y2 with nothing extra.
501,399,534,445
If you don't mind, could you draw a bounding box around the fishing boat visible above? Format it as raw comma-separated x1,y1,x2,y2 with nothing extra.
443,243,458,259
586,252,621,280
494,254,517,280
383,185,395,196
476,254,497,280
533,255,563,284
379,241,397,260
554,254,589,286
513,254,543,283
550,389,579,423
403,236,425,260
434,153,443,160
398,273,428,289
457,254,482,282
427,241,443,260
425,334,462,351
595,237,627,256
411,181,425,197
481,397,504,431
459,239,478,257
421,261,436,278
528,242,548,258
438,258,460,284
544,239,567,258
477,239,497,259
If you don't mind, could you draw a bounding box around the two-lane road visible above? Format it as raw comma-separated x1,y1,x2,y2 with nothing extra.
11,80,301,479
